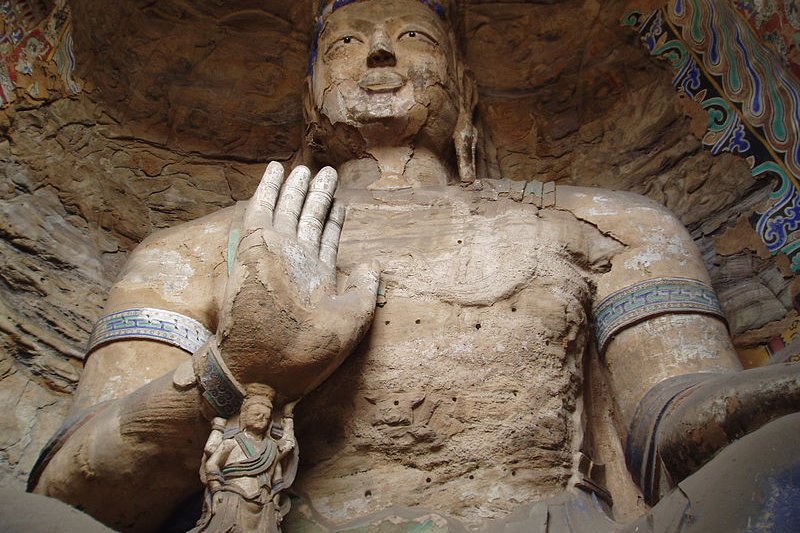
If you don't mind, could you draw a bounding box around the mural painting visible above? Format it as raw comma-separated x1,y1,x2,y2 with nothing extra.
0,0,78,106
733,0,800,80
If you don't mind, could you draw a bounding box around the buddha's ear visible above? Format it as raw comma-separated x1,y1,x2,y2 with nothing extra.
453,62,478,184
295,75,322,168
303,75,320,128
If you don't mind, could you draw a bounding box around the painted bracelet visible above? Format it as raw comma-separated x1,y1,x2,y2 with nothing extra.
593,277,727,354
86,308,213,356
193,339,246,418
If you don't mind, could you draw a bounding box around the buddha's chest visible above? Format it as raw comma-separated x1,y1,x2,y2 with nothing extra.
295,197,598,524
334,197,596,380
337,197,590,307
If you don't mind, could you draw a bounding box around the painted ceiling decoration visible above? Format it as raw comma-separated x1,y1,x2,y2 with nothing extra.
627,0,800,277
0,0,78,106
733,0,800,80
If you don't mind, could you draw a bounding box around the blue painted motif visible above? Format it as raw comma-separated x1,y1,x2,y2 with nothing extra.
593,278,725,353
673,57,701,96
708,1,720,66
87,307,212,355
753,163,800,255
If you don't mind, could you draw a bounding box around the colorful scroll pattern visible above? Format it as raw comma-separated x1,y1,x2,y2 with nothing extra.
625,0,800,272
0,0,78,106
733,0,800,81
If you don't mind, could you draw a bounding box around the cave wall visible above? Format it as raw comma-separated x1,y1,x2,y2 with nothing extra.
0,0,796,487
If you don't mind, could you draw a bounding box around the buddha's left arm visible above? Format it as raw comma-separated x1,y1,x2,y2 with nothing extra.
558,186,800,502
558,187,738,427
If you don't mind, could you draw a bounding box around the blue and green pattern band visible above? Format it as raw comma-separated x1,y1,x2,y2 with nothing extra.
86,308,213,356
195,340,246,418
593,277,727,354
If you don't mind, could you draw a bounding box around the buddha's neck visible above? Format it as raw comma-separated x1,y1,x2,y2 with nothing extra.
336,146,455,190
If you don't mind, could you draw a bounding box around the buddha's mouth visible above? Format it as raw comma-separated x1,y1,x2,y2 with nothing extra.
359,70,406,92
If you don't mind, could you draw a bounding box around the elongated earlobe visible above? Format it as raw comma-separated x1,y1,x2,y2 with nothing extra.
453,64,478,184
296,76,322,169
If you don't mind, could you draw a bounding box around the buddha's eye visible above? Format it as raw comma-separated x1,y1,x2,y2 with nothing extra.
398,30,437,46
332,35,361,47
338,35,362,45
325,35,363,57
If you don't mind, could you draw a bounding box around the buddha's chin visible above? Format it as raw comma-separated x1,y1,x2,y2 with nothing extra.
316,83,456,149
351,107,415,128
351,86,416,120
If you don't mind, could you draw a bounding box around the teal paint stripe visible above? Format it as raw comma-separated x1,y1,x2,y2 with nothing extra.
227,228,240,276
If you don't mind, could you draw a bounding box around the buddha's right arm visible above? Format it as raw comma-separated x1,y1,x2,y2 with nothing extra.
32,365,212,531
30,212,231,531
30,164,376,530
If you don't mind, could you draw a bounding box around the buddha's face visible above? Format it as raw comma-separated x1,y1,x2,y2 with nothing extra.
311,0,459,147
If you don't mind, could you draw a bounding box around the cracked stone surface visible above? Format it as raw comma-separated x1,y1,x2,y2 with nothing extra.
0,0,793,489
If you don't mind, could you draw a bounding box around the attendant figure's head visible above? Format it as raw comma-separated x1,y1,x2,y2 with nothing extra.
240,384,277,436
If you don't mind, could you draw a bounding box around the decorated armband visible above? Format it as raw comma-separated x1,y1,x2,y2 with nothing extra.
192,339,246,418
86,308,213,356
86,307,246,418
593,277,727,354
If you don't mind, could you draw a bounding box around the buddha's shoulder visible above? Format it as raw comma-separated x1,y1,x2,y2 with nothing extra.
555,185,689,239
469,179,667,210
470,179,679,223
556,185,673,214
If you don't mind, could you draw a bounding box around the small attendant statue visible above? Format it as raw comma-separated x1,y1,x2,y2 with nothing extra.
192,384,298,533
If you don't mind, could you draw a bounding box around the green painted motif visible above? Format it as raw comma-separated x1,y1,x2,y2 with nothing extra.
621,12,641,27
702,97,735,131
769,84,788,143
720,22,743,94
753,161,791,199
227,227,240,276
689,0,704,44
653,39,689,68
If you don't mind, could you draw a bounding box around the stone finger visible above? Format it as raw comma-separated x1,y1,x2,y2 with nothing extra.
297,167,338,250
319,202,346,268
242,161,285,231
273,165,312,234
337,261,381,326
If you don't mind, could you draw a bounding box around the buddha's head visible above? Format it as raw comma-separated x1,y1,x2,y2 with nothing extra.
304,0,477,183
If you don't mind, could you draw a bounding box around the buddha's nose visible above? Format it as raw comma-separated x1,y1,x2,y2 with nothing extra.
367,31,396,68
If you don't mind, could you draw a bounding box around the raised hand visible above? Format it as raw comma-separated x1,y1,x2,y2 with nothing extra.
216,162,379,397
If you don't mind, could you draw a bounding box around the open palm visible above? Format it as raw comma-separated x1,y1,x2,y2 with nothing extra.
216,162,379,398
